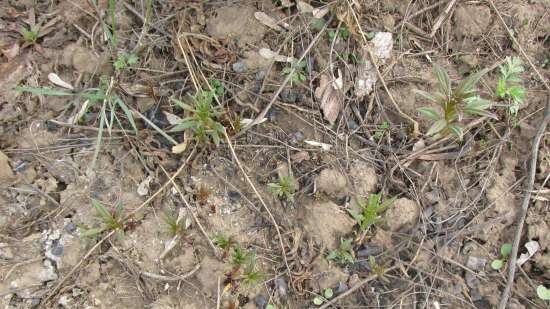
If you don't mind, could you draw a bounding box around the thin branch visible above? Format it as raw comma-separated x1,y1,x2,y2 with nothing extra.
498,95,550,309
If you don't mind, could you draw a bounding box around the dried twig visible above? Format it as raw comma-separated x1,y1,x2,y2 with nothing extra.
223,131,293,282
498,95,550,309
316,266,398,309
430,0,457,37
140,264,200,282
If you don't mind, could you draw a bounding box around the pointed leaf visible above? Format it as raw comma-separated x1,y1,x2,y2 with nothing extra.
448,124,464,140
114,95,138,134
419,107,441,121
426,119,446,136
435,66,451,98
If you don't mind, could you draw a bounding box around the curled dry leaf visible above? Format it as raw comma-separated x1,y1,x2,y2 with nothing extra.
314,71,344,125
259,48,295,63
47,73,74,90
296,1,329,18
163,111,182,125
1,43,20,60
516,240,539,266
254,12,288,32
137,175,153,196
355,32,393,98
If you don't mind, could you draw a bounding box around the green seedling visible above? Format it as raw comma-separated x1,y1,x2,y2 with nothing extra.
114,53,139,70
170,83,226,145
80,200,125,240
491,243,512,270
282,60,307,84
266,305,288,309
537,285,550,306
313,288,334,306
328,27,350,42
327,238,354,265
368,256,386,278
417,66,496,140
496,57,525,116
372,121,389,140
16,78,143,170
267,172,297,202
349,193,396,231
214,234,235,252
20,25,40,44
241,261,266,286
162,211,186,237
231,245,254,268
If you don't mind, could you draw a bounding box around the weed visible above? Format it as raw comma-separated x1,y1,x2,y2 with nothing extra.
313,288,334,306
231,245,254,268
170,83,226,145
282,60,307,84
491,243,512,270
496,57,525,116
537,285,550,305
241,264,266,285
79,200,124,240
114,53,139,71
327,238,354,265
349,193,396,231
267,172,297,202
214,234,235,252
372,121,389,140
162,211,186,237
328,27,350,42
368,256,386,278
20,25,39,44
417,66,496,140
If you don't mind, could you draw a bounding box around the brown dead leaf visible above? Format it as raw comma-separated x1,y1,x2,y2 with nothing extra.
1,43,20,60
314,72,344,125
291,151,310,163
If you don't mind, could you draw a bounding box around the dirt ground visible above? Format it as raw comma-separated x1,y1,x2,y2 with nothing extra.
0,0,549,308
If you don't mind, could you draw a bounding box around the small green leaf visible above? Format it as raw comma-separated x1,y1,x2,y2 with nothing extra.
537,285,550,300
448,124,464,140
79,227,103,237
426,119,446,136
500,243,513,257
127,53,139,65
491,259,504,270
15,87,73,96
313,296,324,305
419,107,441,121
324,288,334,299
266,305,276,309
434,66,451,98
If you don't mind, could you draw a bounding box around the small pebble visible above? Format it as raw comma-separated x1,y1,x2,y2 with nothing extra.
50,240,64,257
232,60,246,73
254,295,267,309
357,244,383,257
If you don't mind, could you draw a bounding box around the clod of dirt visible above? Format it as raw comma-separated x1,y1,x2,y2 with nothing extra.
0,57,31,120
0,260,58,298
453,5,492,38
76,261,101,287
302,201,355,250
120,216,165,273
486,155,518,224
61,43,110,74
316,168,347,199
526,202,550,268
196,255,232,296
0,151,14,183
382,198,420,231
311,256,350,290
348,161,378,197
206,5,267,47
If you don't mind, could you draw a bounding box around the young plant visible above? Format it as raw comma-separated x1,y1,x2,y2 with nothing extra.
491,243,513,270
282,60,307,84
537,285,550,305
170,83,226,145
417,66,496,140
496,57,525,116
267,172,297,202
368,256,386,278
162,211,186,237
114,53,139,71
328,27,350,42
80,200,125,239
231,245,254,268
215,234,235,252
349,193,396,231
372,121,389,140
20,25,40,44
313,288,334,306
241,257,266,286
327,238,354,265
